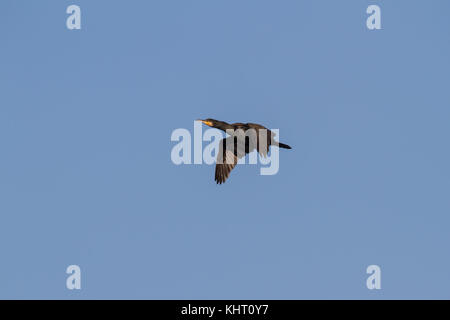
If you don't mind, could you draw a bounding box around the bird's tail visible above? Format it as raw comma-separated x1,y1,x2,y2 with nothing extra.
274,142,292,149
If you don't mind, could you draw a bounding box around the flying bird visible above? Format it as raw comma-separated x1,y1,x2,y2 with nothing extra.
197,119,292,184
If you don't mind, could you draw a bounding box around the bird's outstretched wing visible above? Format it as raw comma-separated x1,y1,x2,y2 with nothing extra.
215,139,237,184
215,132,258,184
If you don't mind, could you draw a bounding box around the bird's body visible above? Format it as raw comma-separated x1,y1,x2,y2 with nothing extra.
197,119,292,184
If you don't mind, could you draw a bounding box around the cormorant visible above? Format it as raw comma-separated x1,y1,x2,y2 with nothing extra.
197,119,292,184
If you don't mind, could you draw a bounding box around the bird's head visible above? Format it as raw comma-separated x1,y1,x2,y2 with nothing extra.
196,118,219,128
196,118,232,132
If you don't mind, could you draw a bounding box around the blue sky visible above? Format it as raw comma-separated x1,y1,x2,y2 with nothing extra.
1,0,449,299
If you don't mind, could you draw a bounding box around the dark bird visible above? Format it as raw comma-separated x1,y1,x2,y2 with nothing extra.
197,119,292,184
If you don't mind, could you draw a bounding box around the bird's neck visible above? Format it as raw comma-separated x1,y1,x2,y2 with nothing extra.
214,121,234,132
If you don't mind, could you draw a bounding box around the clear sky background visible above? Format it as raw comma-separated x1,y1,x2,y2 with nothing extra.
1,0,449,299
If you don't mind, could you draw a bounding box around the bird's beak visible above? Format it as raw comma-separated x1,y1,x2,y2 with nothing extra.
196,119,213,127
